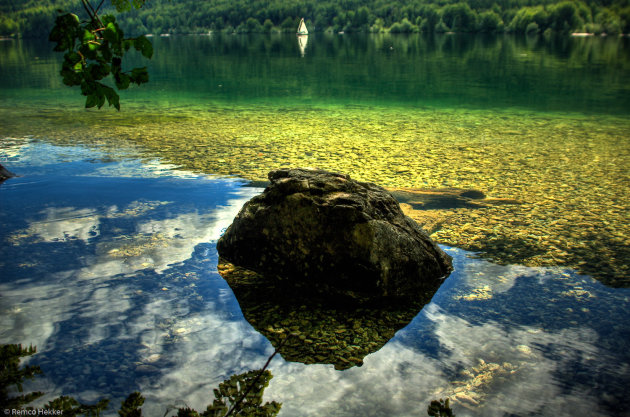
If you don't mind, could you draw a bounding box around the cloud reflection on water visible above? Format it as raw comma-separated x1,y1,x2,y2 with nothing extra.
0,149,263,407
14,207,101,243
2,188,258,341
1,142,629,417
263,268,624,417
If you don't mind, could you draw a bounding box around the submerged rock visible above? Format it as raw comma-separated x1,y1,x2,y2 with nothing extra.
218,260,434,370
0,163,15,183
217,168,452,300
387,187,521,210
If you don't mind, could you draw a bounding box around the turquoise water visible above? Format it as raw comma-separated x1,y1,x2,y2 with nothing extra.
1,33,630,416
1,33,630,113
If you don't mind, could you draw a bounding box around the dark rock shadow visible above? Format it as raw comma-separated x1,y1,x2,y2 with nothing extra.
0,163,16,184
388,187,520,210
218,260,443,370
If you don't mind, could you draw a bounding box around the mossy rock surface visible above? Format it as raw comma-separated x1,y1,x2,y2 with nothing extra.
217,168,452,300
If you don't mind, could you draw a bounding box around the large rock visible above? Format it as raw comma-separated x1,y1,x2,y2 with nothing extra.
217,168,452,300
0,163,15,183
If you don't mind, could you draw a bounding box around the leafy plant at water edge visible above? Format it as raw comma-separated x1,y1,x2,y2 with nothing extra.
204,370,281,417
1,344,111,415
44,396,110,416
118,392,144,417
48,0,153,110
0,343,280,416
0,344,43,408
427,398,455,417
3,342,454,416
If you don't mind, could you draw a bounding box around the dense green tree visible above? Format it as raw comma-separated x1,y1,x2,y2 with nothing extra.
508,6,550,32
549,1,584,31
417,5,441,32
279,16,297,31
441,3,479,32
390,17,418,32
0,16,19,36
479,10,504,32
263,18,275,32
244,16,263,32
3,0,630,39
594,8,623,33
354,6,371,30
435,18,451,32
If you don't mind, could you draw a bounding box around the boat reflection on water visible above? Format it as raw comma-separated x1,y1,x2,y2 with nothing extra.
297,17,308,56
218,260,443,370
297,34,308,57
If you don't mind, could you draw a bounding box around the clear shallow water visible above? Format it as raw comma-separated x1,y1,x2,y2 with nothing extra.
1,33,630,416
1,34,629,285
2,33,630,113
1,141,629,416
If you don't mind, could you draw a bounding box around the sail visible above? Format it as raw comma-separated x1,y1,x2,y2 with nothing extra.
297,18,308,35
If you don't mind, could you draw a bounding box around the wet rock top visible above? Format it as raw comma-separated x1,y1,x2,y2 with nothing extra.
217,168,452,301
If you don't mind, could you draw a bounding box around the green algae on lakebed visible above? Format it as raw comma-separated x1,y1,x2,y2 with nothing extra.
1,103,629,286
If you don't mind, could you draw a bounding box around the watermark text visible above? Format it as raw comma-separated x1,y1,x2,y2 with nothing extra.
4,409,63,416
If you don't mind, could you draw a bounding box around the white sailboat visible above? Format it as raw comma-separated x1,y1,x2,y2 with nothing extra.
297,18,308,35
297,18,309,56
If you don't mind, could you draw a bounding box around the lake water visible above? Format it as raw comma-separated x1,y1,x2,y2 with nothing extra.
1,33,629,416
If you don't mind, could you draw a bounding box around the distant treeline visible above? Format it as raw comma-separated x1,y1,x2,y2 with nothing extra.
1,0,629,37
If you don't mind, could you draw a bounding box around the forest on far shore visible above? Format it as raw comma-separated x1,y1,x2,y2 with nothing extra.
1,0,629,38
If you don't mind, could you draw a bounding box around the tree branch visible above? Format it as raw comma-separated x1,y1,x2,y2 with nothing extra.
94,0,107,15
81,0,104,28
224,336,290,417
80,0,95,21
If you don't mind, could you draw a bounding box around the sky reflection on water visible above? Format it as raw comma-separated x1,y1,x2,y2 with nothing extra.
0,140,629,416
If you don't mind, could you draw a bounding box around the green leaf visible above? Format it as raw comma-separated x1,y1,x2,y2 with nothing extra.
133,36,153,59
102,15,116,25
87,63,111,80
79,43,98,61
104,22,120,43
176,408,200,417
85,93,99,108
49,13,80,52
111,57,122,75
82,29,96,43
81,80,96,96
61,65,82,86
130,67,149,84
115,72,131,90
64,51,82,65
49,7,151,110
102,45,114,62
118,391,144,417
107,94,120,111
96,87,106,108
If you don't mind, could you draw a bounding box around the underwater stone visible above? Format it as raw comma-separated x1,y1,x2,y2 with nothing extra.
0,163,15,183
217,168,452,300
218,260,438,370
